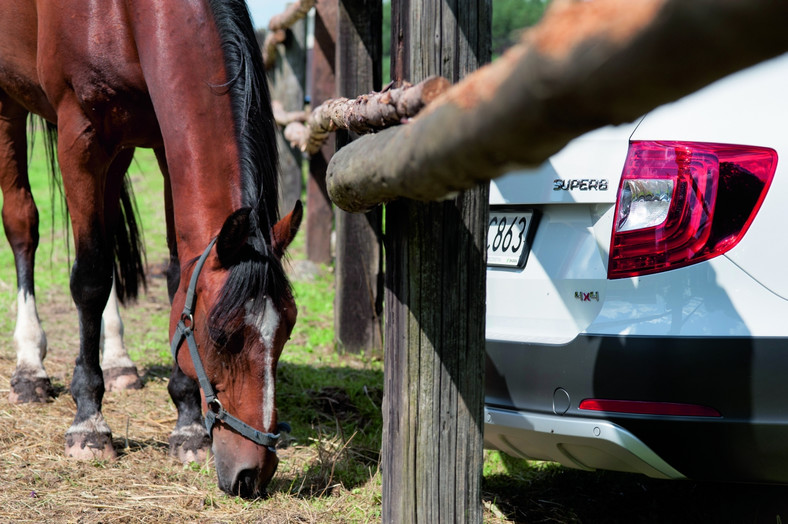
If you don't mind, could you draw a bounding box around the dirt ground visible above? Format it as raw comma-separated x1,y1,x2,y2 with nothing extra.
0,268,384,523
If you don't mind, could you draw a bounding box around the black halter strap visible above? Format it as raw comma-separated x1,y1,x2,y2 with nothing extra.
170,238,289,452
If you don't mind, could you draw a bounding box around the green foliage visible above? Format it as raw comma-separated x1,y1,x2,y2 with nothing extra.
493,0,550,56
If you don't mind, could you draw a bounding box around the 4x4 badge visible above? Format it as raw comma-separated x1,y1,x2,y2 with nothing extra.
575,291,599,302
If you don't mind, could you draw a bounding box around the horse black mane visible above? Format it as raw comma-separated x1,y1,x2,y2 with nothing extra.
206,0,290,341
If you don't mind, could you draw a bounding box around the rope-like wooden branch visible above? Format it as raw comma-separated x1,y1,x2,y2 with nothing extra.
283,76,450,154
262,0,317,70
272,100,308,127
325,0,788,213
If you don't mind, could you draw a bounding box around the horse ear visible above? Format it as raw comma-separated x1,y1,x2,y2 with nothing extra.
272,200,303,258
216,207,252,268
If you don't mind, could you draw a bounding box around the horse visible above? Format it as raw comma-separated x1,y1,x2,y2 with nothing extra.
0,0,301,498
2,118,145,402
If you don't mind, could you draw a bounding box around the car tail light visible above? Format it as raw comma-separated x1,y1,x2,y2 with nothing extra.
608,141,777,279
579,398,721,417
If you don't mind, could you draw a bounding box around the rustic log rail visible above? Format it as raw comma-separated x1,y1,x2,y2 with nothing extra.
263,0,317,70
284,76,450,154
326,0,788,213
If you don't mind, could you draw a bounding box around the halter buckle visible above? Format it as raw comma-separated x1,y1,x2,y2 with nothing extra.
180,313,194,330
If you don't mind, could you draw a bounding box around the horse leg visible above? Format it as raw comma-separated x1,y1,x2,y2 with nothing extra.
57,109,119,461
99,148,143,392
101,276,143,391
0,93,53,403
154,146,210,463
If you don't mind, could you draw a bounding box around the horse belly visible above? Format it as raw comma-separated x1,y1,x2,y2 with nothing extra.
0,0,56,120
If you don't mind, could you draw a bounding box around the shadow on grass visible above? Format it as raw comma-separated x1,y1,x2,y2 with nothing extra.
269,360,384,499
483,457,788,523
137,358,384,500
140,364,172,385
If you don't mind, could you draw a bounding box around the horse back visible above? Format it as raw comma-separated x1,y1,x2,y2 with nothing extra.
0,1,161,149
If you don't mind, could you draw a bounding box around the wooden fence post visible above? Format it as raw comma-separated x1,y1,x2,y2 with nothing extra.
382,0,491,522
334,0,383,354
306,0,337,265
270,14,307,217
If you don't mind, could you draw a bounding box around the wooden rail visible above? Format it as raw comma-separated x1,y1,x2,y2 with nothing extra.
326,0,788,213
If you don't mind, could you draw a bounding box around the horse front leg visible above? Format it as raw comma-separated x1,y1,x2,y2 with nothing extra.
57,109,118,461
100,148,143,392
100,277,143,391
155,146,211,463
65,236,116,460
0,94,53,403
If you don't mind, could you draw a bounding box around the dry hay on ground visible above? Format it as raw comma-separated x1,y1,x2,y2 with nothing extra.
0,276,382,524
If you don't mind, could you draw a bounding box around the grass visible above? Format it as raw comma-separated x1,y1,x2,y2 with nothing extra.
4,133,788,523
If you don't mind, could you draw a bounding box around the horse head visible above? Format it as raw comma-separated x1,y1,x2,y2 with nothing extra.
172,201,302,498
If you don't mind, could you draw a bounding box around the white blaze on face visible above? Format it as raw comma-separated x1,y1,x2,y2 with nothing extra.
245,297,280,428
245,297,280,350
14,289,48,377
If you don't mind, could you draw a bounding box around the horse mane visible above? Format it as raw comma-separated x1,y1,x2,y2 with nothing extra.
206,0,290,341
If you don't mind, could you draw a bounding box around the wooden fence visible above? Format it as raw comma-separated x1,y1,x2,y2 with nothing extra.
265,0,788,521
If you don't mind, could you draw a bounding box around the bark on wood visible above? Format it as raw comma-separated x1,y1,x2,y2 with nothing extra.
284,76,450,154
381,0,490,522
327,0,788,213
263,0,317,70
334,0,384,356
269,16,307,218
272,100,307,127
305,0,337,265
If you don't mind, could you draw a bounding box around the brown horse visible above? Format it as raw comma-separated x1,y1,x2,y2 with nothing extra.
1,117,146,402
0,0,301,498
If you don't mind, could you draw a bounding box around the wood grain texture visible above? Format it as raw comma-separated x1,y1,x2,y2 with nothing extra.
382,0,490,521
305,0,338,265
334,0,384,355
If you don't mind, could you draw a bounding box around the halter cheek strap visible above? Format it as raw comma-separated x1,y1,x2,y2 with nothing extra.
170,238,290,451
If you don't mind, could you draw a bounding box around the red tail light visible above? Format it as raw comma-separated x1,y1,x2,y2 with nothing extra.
579,398,721,417
609,141,777,279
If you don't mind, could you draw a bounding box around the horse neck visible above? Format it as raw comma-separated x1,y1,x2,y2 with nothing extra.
129,0,244,257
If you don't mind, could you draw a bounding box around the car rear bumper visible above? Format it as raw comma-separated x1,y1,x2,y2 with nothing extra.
484,406,685,479
485,335,788,483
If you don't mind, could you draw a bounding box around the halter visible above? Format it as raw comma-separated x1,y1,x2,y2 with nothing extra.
170,238,289,452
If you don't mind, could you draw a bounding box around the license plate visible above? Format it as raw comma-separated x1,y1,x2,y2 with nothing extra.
487,208,536,268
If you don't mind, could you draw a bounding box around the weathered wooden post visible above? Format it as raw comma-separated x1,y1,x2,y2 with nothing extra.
334,0,383,354
382,0,491,521
270,12,307,217
306,0,337,264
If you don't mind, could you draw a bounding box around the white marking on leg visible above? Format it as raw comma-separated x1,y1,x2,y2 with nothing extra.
66,411,111,436
100,279,134,369
245,297,280,428
14,289,48,378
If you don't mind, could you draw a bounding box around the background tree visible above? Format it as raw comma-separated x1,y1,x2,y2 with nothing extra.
492,0,549,56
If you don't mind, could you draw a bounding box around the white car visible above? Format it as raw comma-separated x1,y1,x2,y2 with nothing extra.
484,52,788,483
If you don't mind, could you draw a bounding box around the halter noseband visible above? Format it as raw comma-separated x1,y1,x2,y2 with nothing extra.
170,238,289,452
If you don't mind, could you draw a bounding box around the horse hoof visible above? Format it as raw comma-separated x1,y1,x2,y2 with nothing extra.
103,366,143,392
65,431,117,461
169,423,211,464
9,372,55,403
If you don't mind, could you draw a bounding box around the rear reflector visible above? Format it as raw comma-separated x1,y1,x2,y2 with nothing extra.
609,141,777,278
579,398,721,417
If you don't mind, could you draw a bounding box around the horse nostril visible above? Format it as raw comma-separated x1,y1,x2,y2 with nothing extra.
232,468,263,499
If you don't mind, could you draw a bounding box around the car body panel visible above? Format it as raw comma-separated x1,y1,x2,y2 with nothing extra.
485,52,788,483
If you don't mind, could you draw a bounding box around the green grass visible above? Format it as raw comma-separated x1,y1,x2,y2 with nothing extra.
8,130,788,523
